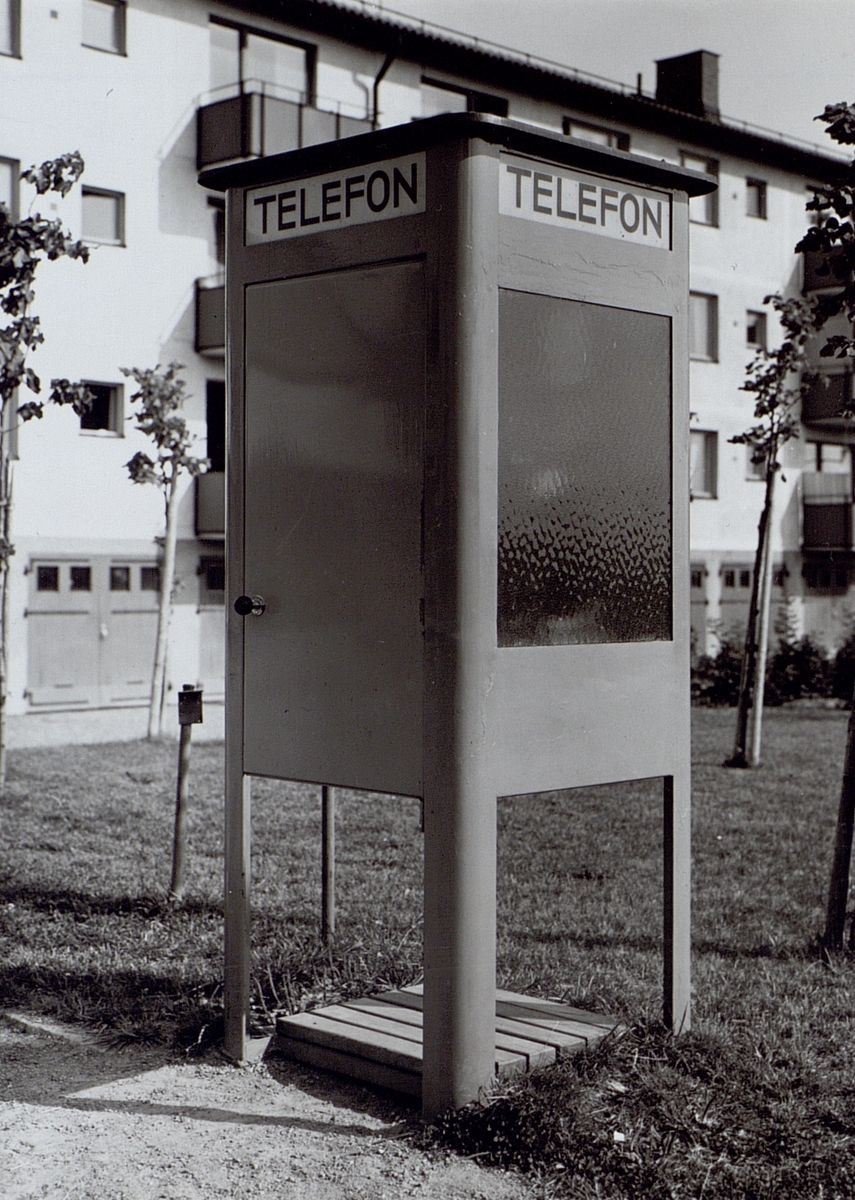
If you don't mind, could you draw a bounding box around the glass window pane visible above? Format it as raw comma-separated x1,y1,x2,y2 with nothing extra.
82,191,122,243
83,0,122,53
0,158,15,216
110,566,130,591
37,565,59,592
70,566,92,591
682,153,717,225
140,566,160,591
421,82,468,118
243,33,307,99
80,384,114,430
498,290,672,646
210,21,240,93
1,0,18,55
690,293,717,360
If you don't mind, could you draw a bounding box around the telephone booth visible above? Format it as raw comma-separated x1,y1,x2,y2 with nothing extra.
201,113,714,1116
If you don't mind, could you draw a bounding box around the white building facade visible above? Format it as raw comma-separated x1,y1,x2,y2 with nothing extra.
0,0,848,745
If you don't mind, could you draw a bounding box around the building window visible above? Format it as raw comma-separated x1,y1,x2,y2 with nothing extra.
110,565,130,591
206,380,225,472
421,77,509,119
81,188,125,245
746,178,767,219
690,293,718,361
804,563,848,591
746,310,767,350
0,156,19,219
773,567,786,588
680,152,718,226
690,567,705,590
140,565,160,591
210,17,312,101
563,119,629,151
82,0,126,55
198,555,225,605
70,565,92,591
209,197,225,265
723,569,735,588
817,442,851,474
739,569,751,588
1,0,20,57
746,446,765,480
80,382,122,434
36,565,59,592
690,429,717,498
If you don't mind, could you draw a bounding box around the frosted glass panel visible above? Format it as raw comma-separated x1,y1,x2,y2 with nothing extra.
498,290,672,646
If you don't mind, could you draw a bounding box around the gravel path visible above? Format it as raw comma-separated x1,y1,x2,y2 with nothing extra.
0,1013,532,1200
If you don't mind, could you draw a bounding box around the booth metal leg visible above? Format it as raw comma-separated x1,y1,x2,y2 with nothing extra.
321,785,336,942
224,769,252,1061
422,781,497,1119
663,772,691,1032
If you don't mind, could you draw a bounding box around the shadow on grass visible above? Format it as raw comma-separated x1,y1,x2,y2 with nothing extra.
0,882,222,918
513,926,823,962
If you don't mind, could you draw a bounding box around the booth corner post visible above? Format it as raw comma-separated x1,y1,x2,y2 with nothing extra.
421,138,500,1119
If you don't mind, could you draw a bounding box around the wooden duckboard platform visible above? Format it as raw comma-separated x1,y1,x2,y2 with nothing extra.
275,985,618,1099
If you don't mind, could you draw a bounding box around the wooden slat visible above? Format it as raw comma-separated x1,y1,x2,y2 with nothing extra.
276,1034,421,1098
495,1000,612,1045
278,1010,422,1072
495,988,618,1029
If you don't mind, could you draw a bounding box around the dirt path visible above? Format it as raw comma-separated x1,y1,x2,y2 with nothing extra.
0,1013,532,1200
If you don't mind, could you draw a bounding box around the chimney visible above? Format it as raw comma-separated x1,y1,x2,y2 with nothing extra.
655,50,720,121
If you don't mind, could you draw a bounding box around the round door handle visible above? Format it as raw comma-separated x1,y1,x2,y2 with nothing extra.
234,594,266,617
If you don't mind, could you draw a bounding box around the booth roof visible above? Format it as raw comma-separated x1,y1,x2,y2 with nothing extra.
198,111,719,196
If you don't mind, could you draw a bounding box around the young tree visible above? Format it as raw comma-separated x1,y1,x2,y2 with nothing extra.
0,153,92,786
724,295,815,768
122,364,208,739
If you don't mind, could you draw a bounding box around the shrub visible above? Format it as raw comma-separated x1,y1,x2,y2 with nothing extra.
765,636,833,706
691,638,743,706
833,632,855,702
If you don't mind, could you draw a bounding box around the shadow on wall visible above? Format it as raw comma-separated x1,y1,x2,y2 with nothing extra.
159,115,214,243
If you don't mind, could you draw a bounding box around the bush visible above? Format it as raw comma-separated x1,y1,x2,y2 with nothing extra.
765,636,833,706
832,632,855,702
691,638,743,706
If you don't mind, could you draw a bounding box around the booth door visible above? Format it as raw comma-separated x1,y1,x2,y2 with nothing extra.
242,261,425,796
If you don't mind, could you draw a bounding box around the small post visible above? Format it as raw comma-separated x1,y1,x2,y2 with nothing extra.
169,684,203,902
321,785,335,942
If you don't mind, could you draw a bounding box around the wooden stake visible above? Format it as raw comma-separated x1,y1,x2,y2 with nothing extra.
168,723,192,901
321,785,335,942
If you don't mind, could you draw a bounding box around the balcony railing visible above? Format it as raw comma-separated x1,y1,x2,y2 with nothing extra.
803,246,852,293
802,472,853,551
197,85,373,169
802,372,854,426
195,279,224,357
196,472,225,538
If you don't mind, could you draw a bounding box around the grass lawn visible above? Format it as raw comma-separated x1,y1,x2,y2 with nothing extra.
3,707,855,1195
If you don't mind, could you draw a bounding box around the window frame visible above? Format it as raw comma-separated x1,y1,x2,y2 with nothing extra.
421,76,509,118
81,186,125,246
746,177,767,220
689,292,719,362
0,156,20,219
81,0,127,56
680,151,719,226
746,309,767,351
563,118,630,152
690,428,718,499
1,0,21,58
209,15,316,102
198,554,225,607
79,381,124,436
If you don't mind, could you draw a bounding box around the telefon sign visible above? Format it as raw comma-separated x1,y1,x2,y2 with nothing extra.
500,153,671,249
245,152,425,243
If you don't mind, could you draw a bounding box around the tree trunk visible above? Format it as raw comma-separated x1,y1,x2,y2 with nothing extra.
747,472,776,767
726,457,776,768
148,472,180,740
0,402,12,790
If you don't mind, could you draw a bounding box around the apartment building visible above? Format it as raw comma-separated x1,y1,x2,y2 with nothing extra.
0,0,848,745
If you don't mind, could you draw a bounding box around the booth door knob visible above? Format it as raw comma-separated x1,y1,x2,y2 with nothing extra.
234,594,266,617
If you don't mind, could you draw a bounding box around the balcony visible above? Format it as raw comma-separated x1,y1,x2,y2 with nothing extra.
803,246,852,293
802,372,854,429
196,84,373,170
195,279,224,357
196,472,225,539
802,472,853,551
